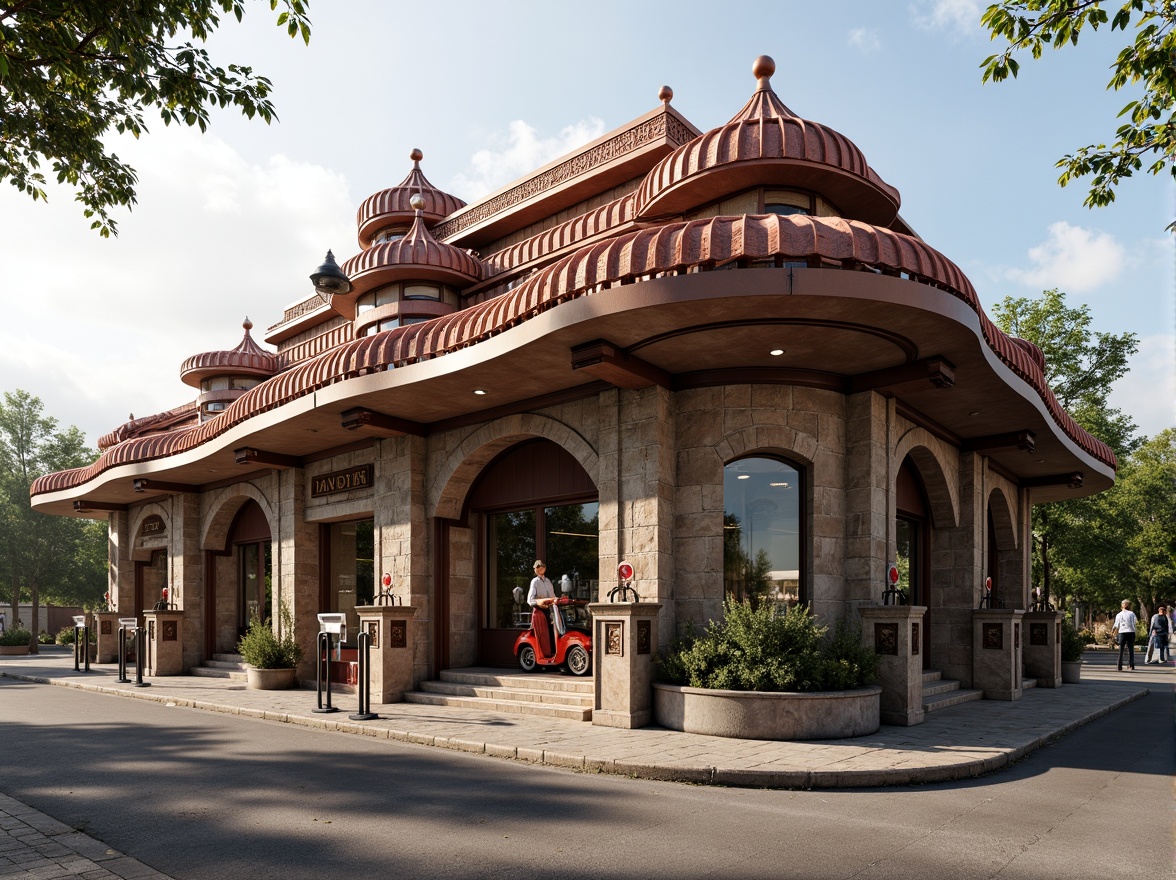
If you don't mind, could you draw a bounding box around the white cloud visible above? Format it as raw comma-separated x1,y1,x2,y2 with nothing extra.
1004,221,1127,293
448,117,607,200
910,0,982,33
1109,334,1176,439
0,126,354,447
848,28,882,53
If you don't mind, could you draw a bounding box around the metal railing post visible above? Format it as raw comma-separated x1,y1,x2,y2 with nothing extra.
83,625,90,672
349,631,377,721
117,626,129,683
133,627,151,687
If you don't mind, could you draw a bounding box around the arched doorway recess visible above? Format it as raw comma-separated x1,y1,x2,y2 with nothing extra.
896,457,932,664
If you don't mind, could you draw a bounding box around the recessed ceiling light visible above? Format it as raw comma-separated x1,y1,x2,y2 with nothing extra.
737,474,750,480
770,482,790,488
770,349,785,356
473,389,487,395
969,410,981,416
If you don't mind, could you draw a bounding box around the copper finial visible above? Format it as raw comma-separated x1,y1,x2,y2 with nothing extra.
753,55,775,91
410,148,423,164
409,193,425,212
242,317,253,333
658,85,673,105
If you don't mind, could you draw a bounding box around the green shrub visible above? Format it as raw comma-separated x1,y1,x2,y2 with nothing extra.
55,626,96,645
237,602,303,669
37,630,53,644
1060,620,1086,662
656,599,878,692
0,627,33,647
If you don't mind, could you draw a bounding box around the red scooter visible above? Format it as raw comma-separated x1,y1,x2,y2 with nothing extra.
514,597,592,676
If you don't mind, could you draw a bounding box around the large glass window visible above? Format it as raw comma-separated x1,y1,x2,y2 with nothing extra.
724,457,802,605
895,516,921,605
487,510,536,629
323,519,374,644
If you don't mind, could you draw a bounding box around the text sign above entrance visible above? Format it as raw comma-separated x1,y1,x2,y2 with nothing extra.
311,464,374,497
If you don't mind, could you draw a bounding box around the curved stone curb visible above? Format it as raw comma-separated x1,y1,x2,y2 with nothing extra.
0,670,1150,790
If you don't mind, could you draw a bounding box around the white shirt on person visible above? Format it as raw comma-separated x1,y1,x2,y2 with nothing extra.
1113,609,1137,634
527,575,555,607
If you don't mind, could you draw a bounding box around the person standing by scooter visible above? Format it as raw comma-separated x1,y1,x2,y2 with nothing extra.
527,560,556,659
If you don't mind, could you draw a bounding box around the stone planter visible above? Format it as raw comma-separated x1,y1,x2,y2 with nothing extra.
1061,660,1083,684
653,683,882,740
0,645,30,656
246,667,296,690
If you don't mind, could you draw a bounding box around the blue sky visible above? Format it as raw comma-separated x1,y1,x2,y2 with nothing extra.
0,0,1170,446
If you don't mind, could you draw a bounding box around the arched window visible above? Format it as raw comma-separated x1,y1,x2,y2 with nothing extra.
724,456,803,605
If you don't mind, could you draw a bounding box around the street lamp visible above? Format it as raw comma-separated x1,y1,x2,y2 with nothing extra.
309,250,352,305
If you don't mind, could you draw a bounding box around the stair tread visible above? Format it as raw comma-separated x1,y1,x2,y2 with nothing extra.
923,688,983,712
403,691,591,721
439,669,593,693
419,680,593,706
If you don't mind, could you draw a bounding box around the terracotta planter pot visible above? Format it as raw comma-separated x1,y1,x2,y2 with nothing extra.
653,682,882,740
246,667,296,690
0,645,30,656
1061,660,1083,684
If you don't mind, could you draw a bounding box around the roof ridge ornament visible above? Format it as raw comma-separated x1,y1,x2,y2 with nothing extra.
658,85,673,105
726,54,797,122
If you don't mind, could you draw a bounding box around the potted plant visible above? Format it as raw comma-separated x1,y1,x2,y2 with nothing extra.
237,602,303,690
1060,620,1086,684
654,599,882,740
0,627,34,656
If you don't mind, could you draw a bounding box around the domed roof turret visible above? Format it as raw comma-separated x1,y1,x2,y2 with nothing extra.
356,149,467,248
341,194,484,297
179,318,278,388
634,55,901,226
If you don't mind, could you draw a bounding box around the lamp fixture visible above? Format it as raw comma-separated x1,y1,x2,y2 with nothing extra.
770,349,785,356
310,250,352,304
473,389,487,395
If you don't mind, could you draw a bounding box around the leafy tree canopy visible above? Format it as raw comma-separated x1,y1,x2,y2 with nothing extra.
0,0,312,237
981,1,1175,223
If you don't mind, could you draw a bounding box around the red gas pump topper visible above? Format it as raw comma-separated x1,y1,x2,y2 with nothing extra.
888,564,899,586
381,572,392,588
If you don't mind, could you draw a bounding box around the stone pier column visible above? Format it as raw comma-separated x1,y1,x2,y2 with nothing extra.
356,605,418,703
1023,610,1063,688
588,601,661,728
142,609,185,676
860,604,927,726
972,608,1024,700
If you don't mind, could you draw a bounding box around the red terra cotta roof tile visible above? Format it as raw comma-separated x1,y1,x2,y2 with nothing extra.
31,213,1114,498
179,319,278,387
95,401,199,452
341,211,483,292
633,56,900,225
356,150,467,248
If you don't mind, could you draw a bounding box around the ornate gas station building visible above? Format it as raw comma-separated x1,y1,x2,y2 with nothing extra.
31,57,1113,728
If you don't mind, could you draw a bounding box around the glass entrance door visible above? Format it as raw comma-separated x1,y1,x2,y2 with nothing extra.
237,541,271,635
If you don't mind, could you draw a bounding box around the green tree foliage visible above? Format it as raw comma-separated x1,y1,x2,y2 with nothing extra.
981,1,1176,223
991,289,1140,608
0,390,106,651
1108,429,1176,611
0,0,312,237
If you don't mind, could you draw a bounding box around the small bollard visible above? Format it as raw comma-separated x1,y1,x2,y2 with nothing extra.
349,631,377,721
72,615,90,673
133,626,150,687
314,631,338,713
116,618,136,683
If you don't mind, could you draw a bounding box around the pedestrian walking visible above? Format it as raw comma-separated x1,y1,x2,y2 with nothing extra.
1112,599,1138,671
1146,606,1170,664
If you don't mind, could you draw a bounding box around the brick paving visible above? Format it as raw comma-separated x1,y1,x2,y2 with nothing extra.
0,647,1168,877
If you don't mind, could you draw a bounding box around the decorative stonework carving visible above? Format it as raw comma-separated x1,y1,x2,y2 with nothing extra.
911,622,920,655
605,622,623,656
388,620,407,649
100,620,112,635
162,620,177,642
1029,623,1048,646
983,622,1003,650
434,113,689,240
875,622,898,655
367,621,379,649
637,620,652,655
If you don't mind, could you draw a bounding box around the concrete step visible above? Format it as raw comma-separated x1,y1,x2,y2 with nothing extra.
923,687,984,713
922,679,962,697
189,666,247,681
202,659,247,670
419,679,594,707
922,669,943,683
212,653,244,663
438,668,594,695
402,690,592,722
1022,677,1038,690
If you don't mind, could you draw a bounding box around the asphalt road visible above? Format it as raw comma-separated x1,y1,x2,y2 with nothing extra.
1,677,1171,880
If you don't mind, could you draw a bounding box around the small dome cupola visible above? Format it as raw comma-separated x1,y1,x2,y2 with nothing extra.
634,55,901,226
179,318,278,422
340,194,484,338
356,149,467,249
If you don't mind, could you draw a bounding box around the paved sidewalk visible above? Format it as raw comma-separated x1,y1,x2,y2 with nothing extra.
0,792,172,880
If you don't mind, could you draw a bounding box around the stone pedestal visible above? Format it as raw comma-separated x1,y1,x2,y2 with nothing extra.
1023,610,1063,688
860,604,927,726
588,602,661,729
355,605,417,703
972,609,1024,700
142,610,185,676
93,612,120,663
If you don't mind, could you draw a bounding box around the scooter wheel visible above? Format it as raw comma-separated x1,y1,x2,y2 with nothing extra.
518,644,537,672
566,643,590,676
